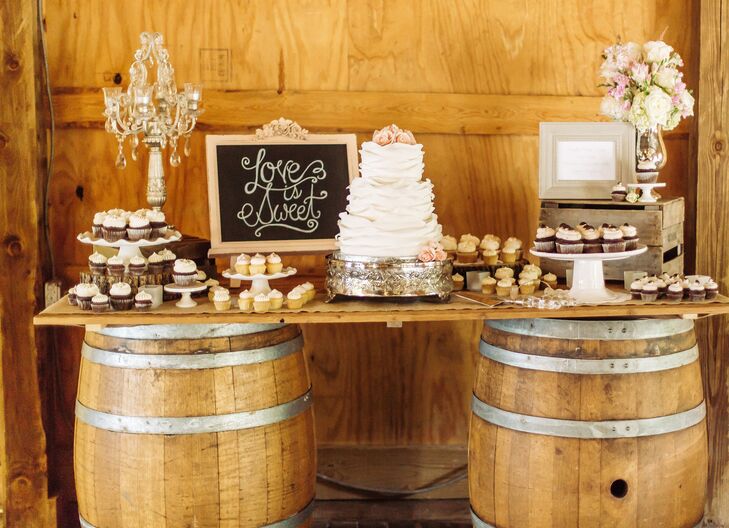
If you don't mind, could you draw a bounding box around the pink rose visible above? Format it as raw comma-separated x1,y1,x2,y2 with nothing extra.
630,62,649,83
395,129,416,145
434,249,447,261
373,126,396,146
418,246,436,263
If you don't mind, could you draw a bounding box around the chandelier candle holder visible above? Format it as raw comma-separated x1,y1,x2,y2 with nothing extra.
102,32,203,210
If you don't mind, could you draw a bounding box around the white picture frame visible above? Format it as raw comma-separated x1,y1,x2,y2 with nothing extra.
539,122,635,199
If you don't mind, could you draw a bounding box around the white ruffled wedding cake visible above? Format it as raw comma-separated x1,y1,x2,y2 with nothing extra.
336,125,443,258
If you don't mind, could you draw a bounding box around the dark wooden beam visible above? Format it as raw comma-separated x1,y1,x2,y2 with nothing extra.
0,0,54,525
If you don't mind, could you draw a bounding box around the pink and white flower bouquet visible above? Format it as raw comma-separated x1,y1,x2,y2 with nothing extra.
599,40,694,131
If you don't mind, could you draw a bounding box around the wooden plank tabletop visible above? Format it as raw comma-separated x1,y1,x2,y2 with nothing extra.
34,292,729,326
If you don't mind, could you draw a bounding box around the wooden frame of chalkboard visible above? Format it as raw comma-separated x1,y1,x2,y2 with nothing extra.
206,132,358,256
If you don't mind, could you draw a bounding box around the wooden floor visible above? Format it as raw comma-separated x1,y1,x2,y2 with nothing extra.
312,500,471,527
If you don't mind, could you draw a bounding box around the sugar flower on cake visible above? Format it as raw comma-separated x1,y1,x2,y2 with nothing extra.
599,39,693,131
418,241,447,263
372,124,417,146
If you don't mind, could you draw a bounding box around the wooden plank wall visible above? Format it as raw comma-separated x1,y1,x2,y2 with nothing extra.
41,1,699,525
696,0,729,526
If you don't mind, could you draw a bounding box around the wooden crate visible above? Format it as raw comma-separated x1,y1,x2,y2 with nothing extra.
538,198,684,281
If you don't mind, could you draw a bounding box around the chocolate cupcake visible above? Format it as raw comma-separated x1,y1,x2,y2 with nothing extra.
611,182,628,202
620,223,640,250
134,290,153,311
127,214,152,241
581,224,602,253
641,282,659,302
88,251,108,275
630,279,644,300
107,255,125,277
109,282,133,311
160,249,177,273
146,210,167,238
534,224,556,252
555,224,583,254
705,280,719,300
689,282,706,302
75,283,99,310
92,211,107,238
666,282,683,302
172,259,198,286
67,287,77,306
91,293,110,313
147,252,165,274
102,215,127,242
601,225,626,253
128,255,147,276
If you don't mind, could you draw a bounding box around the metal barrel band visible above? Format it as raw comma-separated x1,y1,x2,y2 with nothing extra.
486,318,694,340
94,322,286,339
81,334,303,370
79,499,315,528
76,389,312,435
470,509,703,528
479,341,699,374
471,394,706,439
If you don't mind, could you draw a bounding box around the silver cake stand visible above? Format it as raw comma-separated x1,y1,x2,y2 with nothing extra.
326,252,453,302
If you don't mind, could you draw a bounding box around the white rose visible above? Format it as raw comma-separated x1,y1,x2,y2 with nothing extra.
600,96,627,120
644,87,673,127
654,67,678,90
624,42,642,62
643,41,673,63
628,93,650,130
679,90,695,117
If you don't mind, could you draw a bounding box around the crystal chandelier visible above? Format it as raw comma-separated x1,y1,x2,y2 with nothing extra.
102,32,203,210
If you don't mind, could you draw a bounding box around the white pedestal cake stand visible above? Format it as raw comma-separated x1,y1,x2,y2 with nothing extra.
627,183,666,203
77,230,182,264
164,281,207,308
222,267,297,296
530,246,647,304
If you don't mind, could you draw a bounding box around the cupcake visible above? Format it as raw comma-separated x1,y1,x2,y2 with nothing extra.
496,278,513,297
268,289,284,310
213,288,232,311
102,215,127,242
172,259,198,286
666,282,684,302
460,234,481,247
522,264,542,277
620,223,640,251
689,282,706,302
134,290,153,311
127,214,152,241
519,278,537,295
482,249,499,265
206,280,221,301
630,279,644,300
519,270,540,283
109,282,133,311
503,238,523,260
441,235,458,260
146,210,167,238
106,208,126,217
75,283,99,310
494,267,514,280
542,273,558,289
196,270,207,282
286,289,305,310
92,212,107,238
681,279,691,299
452,273,464,291
234,254,251,275
290,286,308,304
208,285,224,302
555,224,583,254
128,255,147,276
249,253,267,275
601,225,626,253
481,276,497,295
501,246,517,264
705,280,719,299
456,240,478,263
611,182,628,202
88,251,108,275
641,282,659,302
147,252,165,274
90,293,110,313
301,282,316,303
266,253,283,274
533,224,556,253
253,293,271,313
238,290,254,312
68,287,77,306
655,279,668,297
481,234,501,247
160,249,177,273
581,225,602,253
107,255,125,277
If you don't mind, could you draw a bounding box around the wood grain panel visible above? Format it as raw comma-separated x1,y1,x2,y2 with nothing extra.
696,0,729,525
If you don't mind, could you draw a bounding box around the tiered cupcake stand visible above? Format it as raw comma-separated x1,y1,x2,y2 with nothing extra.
222,267,297,295
77,230,182,264
530,245,647,304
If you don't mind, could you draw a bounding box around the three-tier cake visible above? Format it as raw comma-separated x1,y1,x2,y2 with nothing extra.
326,125,453,301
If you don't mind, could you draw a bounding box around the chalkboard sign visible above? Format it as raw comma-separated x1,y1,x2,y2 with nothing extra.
206,129,357,256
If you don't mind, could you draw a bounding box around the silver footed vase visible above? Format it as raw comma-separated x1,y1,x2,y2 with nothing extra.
635,126,667,183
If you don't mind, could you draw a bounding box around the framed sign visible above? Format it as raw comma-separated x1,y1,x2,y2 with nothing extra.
539,122,635,199
206,119,357,256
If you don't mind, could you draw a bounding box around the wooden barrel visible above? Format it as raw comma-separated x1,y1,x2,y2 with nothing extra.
469,318,707,528
75,323,316,528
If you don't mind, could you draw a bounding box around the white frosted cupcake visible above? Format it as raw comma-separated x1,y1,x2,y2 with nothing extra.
555,224,583,254
67,287,77,305
456,240,478,263
173,259,197,286
102,215,127,242
287,289,304,309
301,282,316,303
75,284,99,310
160,249,176,273
213,288,231,311
238,290,254,312
268,289,284,310
107,255,125,277
620,223,639,251
253,293,271,313
533,225,556,253
147,252,165,274
91,293,110,313
206,280,221,301
109,282,133,311
92,212,107,237
249,253,267,275
441,235,457,259
88,251,108,275
601,225,626,253
134,290,153,311
460,234,481,247
494,267,514,280
266,253,283,274
128,255,147,276
127,214,152,241
146,210,167,238
234,254,251,275
496,279,513,297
